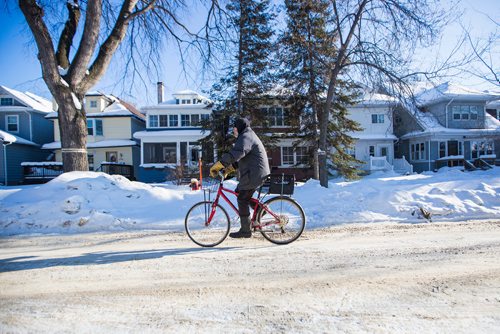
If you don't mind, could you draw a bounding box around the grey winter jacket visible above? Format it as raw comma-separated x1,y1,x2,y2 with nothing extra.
221,127,270,190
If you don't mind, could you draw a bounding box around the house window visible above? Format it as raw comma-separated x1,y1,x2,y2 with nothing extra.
87,120,94,135
281,147,294,165
144,143,177,164
201,114,210,122
369,146,375,157
191,114,200,125
471,140,494,159
439,142,446,158
181,114,190,127
263,107,290,127
6,115,19,132
87,119,103,136
371,114,384,124
1,98,14,106
410,142,426,161
281,146,308,166
452,105,480,121
159,115,168,127
149,115,159,127
106,151,118,163
181,99,191,105
346,147,356,158
169,115,178,127
95,119,103,136
89,100,97,108
87,154,94,171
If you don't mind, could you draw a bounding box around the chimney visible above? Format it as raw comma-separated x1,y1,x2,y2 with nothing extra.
157,81,164,104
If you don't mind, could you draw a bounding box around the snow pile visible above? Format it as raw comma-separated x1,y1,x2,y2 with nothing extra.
1,168,499,235
294,168,500,225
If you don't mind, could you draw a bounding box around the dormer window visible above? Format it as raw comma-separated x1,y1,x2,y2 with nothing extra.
1,98,14,106
181,99,192,105
452,105,480,120
90,100,97,108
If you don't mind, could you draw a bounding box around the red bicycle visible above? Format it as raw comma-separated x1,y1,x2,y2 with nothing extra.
185,172,306,247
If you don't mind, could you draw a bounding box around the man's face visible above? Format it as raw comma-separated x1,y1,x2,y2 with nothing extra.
233,127,238,137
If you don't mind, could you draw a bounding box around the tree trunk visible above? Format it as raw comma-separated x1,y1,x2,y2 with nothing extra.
53,88,88,172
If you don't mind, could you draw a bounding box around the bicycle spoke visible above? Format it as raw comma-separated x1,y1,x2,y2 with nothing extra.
185,202,230,247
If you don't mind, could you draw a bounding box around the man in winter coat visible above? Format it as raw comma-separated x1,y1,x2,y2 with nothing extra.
210,117,270,238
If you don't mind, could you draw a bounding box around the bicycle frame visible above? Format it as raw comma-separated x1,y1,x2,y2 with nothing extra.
205,180,281,230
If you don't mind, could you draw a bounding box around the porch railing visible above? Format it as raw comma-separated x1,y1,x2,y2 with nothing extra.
368,156,393,172
393,156,413,174
97,162,134,180
22,162,64,184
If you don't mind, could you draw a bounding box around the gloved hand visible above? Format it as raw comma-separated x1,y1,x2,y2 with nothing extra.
209,161,224,178
223,164,236,178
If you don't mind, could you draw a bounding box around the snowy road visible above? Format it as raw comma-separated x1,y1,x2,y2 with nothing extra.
1,220,500,333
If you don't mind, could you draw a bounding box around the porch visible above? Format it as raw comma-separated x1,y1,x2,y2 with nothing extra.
21,162,63,184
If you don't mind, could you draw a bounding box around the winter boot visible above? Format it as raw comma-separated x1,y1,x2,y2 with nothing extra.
229,216,252,238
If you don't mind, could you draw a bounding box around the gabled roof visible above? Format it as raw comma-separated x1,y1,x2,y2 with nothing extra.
400,102,500,139
0,129,38,146
46,94,145,121
0,85,54,113
415,82,498,107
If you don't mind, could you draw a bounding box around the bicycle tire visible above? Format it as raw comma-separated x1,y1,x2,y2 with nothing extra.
185,201,230,247
256,196,306,245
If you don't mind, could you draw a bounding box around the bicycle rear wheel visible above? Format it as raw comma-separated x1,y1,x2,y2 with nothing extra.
185,201,230,247
256,196,306,245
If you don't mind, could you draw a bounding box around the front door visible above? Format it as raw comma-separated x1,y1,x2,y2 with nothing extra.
376,144,391,163
188,145,201,168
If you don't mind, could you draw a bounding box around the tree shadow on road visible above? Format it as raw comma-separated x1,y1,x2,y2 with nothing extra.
0,246,239,273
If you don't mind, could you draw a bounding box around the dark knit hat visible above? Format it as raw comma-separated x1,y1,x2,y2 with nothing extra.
233,117,250,134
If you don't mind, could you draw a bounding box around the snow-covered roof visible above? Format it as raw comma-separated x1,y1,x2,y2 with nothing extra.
401,109,500,139
415,82,497,107
350,134,398,140
486,99,500,109
42,140,137,150
173,90,200,96
134,129,209,139
0,129,38,146
46,98,145,120
0,85,53,113
354,92,397,107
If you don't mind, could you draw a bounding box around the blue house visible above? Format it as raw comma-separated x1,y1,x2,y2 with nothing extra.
394,82,500,172
0,85,55,185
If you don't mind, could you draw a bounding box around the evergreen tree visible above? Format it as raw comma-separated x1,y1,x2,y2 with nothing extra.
204,0,275,158
277,0,362,179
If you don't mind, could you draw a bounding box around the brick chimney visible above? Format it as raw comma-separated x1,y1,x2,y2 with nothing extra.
157,81,164,104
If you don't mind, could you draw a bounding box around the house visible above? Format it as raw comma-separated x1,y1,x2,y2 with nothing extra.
252,90,414,180
345,92,408,173
394,82,500,172
43,92,145,180
486,99,500,121
133,83,214,183
0,85,54,185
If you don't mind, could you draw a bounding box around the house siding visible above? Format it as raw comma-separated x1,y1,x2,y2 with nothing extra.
422,100,487,129
31,112,54,144
0,143,50,185
393,107,423,139
1,111,30,140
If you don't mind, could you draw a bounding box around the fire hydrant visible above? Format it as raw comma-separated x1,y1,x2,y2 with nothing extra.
190,178,200,191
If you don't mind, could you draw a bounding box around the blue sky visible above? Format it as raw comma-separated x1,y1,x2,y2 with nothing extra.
0,0,498,107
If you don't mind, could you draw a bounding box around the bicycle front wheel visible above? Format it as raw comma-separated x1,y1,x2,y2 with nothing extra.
257,196,306,245
185,201,230,247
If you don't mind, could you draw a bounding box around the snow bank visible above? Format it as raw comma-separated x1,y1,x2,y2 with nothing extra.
0,168,499,235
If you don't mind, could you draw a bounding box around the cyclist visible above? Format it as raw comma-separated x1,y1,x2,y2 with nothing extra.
210,117,270,238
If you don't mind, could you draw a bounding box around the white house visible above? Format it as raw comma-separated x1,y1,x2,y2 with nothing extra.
346,92,402,172
133,83,213,182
